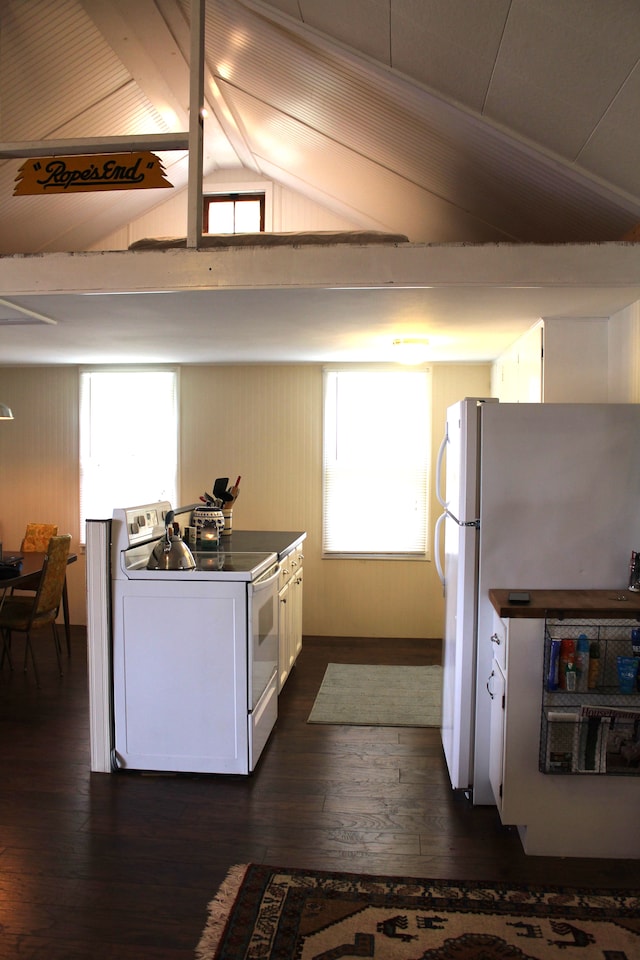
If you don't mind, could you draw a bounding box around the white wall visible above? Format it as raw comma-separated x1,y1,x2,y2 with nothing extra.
609,300,640,401
492,315,618,403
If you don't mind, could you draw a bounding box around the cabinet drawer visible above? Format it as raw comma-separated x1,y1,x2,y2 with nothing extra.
279,543,304,591
490,615,507,672
278,558,292,591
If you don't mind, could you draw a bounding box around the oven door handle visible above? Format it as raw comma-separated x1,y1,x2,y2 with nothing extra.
253,563,281,592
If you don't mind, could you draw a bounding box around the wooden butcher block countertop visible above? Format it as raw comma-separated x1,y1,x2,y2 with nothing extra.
489,588,640,620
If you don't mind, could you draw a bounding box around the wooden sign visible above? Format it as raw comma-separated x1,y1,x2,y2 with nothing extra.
14,151,172,195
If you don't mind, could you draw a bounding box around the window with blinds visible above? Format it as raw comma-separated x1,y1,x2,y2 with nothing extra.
203,192,265,233
79,369,178,543
322,367,431,558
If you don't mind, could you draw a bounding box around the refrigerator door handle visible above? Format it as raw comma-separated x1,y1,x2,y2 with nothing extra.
446,509,479,529
435,427,449,508
434,510,447,591
434,509,479,593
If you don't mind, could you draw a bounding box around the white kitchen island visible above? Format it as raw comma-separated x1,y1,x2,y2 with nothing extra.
86,519,305,775
487,589,640,858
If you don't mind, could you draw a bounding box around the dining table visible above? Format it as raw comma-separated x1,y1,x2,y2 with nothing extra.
0,549,78,653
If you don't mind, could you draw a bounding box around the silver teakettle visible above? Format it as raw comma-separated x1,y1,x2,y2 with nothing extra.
147,511,196,570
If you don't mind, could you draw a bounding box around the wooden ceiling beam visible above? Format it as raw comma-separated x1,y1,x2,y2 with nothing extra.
0,134,189,159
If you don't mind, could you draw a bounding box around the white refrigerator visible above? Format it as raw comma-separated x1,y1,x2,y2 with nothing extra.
434,399,640,805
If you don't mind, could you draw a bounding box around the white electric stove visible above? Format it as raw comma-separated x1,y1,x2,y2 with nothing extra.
110,502,279,775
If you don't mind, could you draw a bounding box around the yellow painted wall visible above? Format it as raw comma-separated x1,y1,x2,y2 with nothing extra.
0,367,85,622
0,362,491,637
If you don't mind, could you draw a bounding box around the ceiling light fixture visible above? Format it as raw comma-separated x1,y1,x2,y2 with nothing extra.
392,337,430,364
0,403,14,420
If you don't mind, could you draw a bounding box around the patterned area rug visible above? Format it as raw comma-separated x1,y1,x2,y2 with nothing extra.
307,663,442,726
195,864,640,960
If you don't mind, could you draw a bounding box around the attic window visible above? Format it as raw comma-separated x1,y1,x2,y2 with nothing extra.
203,192,265,234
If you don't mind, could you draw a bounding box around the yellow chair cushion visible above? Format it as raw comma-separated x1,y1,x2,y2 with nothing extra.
21,523,58,552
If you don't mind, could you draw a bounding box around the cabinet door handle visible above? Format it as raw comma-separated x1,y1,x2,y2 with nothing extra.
486,670,495,700
490,632,501,646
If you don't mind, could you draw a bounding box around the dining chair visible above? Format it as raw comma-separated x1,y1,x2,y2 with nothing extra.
0,535,71,687
21,522,58,552
16,522,71,656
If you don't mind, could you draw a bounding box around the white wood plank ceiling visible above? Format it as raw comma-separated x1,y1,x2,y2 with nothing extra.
1,0,640,255
1,0,640,366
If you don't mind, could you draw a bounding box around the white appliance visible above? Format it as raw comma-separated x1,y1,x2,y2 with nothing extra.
111,501,279,775
434,400,640,804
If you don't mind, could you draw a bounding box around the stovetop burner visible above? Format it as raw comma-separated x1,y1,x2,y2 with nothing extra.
194,550,276,574
119,540,277,581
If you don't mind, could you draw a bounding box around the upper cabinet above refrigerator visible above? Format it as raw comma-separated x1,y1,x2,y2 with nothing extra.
491,318,608,403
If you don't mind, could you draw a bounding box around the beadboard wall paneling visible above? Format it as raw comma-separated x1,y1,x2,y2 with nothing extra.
3,328,638,635
609,301,640,402
0,367,85,623
180,362,492,638
273,182,360,231
1,361,490,636
179,364,321,534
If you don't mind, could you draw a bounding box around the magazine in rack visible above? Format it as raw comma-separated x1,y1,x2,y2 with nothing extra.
578,704,640,772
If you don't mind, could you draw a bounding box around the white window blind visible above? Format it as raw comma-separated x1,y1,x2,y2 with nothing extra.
322,367,430,558
79,369,178,542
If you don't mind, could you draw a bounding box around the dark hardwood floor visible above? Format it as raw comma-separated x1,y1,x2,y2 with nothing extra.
1,628,638,959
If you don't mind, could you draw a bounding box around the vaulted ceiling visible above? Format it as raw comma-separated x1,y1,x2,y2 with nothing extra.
2,0,640,253
1,0,640,365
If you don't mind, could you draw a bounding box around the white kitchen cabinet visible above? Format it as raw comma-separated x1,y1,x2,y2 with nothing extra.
291,562,303,662
488,657,506,814
486,611,640,857
491,323,543,402
491,317,608,403
112,580,249,774
278,545,304,690
487,612,508,812
278,577,293,690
